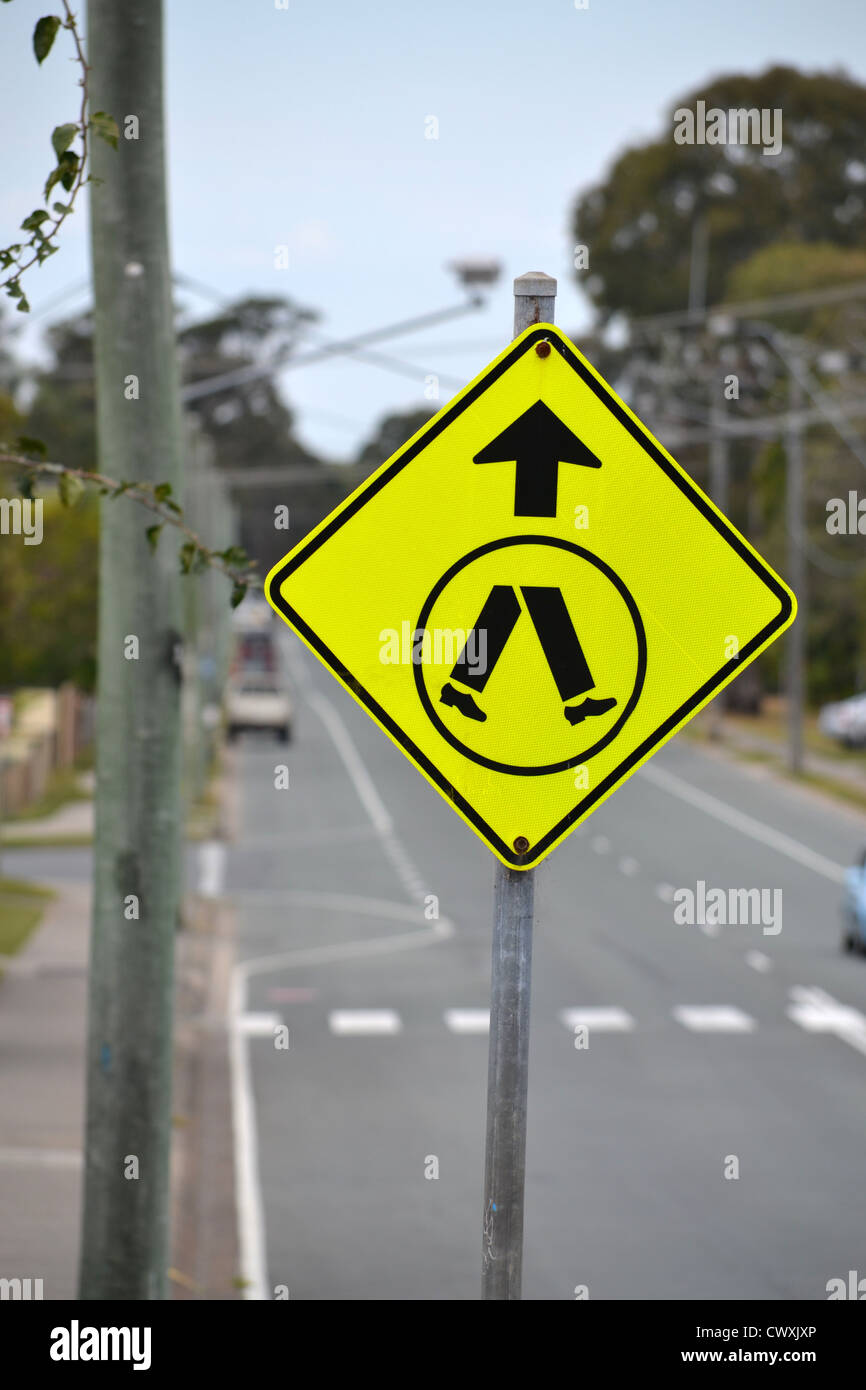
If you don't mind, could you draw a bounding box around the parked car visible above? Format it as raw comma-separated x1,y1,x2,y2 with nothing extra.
819,693,866,748
841,848,866,954
226,675,292,743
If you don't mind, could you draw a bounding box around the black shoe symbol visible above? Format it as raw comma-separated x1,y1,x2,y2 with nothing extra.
564,695,617,726
440,682,487,722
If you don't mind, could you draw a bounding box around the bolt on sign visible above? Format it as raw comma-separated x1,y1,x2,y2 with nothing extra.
265,324,795,869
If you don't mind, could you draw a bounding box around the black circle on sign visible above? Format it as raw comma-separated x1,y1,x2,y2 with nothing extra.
413,535,647,776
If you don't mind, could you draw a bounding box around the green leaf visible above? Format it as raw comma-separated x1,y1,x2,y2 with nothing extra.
44,167,62,200
6,281,30,312
231,582,247,609
179,541,197,574
58,150,79,192
52,201,71,215
58,472,84,507
15,435,47,458
180,536,198,569
219,545,249,567
20,209,50,232
90,111,119,150
145,524,163,553
51,123,78,159
153,483,182,515
33,15,61,64
111,480,132,497
45,151,80,200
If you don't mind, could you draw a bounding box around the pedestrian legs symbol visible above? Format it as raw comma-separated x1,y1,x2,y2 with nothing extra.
440,584,617,726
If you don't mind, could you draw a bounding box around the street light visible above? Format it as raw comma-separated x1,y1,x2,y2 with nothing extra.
447,257,503,292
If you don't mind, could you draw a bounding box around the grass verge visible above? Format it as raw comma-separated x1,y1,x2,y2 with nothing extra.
0,876,55,959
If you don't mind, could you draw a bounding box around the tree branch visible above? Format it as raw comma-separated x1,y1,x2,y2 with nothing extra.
0,448,257,604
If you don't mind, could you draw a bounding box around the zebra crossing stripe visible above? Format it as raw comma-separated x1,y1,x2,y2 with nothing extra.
328,1010,402,1036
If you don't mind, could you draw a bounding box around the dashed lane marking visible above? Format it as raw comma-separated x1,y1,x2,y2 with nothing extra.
746,951,773,973
558,1007,636,1032
787,986,866,1057
672,1005,756,1032
237,1012,282,1038
329,1009,402,1036
444,1008,490,1034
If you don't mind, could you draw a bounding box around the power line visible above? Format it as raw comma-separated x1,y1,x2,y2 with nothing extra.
181,297,482,401
632,279,866,333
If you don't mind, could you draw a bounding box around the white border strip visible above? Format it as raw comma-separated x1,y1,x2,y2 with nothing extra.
639,764,847,884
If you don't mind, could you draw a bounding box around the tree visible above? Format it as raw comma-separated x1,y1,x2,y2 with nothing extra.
0,491,98,689
25,312,97,472
573,66,866,321
355,406,437,473
178,295,320,475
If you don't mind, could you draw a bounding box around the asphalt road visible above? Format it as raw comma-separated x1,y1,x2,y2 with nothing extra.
221,627,866,1301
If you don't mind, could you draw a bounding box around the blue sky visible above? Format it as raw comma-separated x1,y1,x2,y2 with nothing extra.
2,0,866,461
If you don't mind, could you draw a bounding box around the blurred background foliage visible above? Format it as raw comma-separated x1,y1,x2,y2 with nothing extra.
2,63,866,708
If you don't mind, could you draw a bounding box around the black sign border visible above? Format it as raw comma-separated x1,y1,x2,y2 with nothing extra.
266,325,793,869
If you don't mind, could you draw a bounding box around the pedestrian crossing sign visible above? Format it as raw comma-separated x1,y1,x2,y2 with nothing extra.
265,322,796,869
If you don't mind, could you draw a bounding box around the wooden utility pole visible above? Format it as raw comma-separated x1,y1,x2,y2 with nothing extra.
79,0,185,1299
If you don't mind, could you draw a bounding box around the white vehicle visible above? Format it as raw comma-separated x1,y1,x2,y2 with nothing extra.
818,693,866,748
226,675,292,743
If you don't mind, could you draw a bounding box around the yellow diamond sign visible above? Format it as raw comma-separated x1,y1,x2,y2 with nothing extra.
265,323,796,870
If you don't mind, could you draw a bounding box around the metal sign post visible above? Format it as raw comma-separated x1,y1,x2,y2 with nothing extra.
481,272,556,1300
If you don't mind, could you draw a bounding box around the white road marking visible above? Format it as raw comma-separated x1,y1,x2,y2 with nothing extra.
197,840,225,898
787,986,866,1057
444,1008,490,1034
591,835,610,854
230,909,452,1305
303,690,393,837
230,647,454,1300
237,1012,283,1038
228,971,270,1302
673,1005,756,1032
329,1009,402,1036
619,856,639,876
639,763,847,884
559,1007,635,1032
233,892,454,975
746,950,773,973
0,1146,82,1169
304,687,431,902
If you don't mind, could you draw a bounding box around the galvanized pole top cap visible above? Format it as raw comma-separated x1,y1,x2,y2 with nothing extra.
513,271,557,297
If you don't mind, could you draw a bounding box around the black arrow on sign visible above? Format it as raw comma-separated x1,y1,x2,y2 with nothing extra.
473,399,602,517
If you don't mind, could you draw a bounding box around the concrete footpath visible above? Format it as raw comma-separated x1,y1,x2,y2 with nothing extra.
0,881,89,1299
0,876,240,1300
